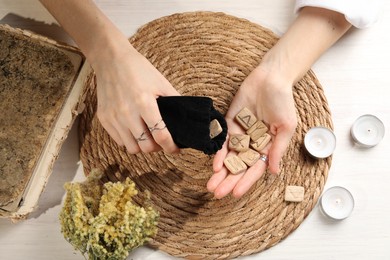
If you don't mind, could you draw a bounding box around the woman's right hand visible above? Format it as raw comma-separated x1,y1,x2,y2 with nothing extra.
91,41,180,154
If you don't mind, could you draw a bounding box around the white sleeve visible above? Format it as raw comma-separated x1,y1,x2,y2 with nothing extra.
294,0,383,28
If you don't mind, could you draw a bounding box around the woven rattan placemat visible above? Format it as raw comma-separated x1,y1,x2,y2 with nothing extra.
79,12,332,259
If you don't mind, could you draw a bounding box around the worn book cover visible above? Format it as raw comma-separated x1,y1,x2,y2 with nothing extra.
0,24,92,221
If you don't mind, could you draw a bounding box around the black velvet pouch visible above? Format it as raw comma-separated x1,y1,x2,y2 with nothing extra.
157,96,228,155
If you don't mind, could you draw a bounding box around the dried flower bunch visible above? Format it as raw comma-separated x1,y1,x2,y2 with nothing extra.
60,170,159,260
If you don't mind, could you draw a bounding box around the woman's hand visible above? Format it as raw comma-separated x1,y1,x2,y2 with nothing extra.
93,43,180,154
39,0,181,154
207,64,297,199
207,6,352,199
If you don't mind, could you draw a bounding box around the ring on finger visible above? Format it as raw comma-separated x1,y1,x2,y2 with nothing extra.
148,118,167,133
259,154,268,163
136,130,150,142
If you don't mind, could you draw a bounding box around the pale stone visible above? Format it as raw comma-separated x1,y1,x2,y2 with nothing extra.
250,133,271,152
223,155,247,174
246,120,268,141
209,119,223,139
285,186,305,202
228,134,250,152
238,149,261,166
235,107,257,130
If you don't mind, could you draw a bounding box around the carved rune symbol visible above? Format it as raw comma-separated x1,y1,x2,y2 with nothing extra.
238,114,252,128
230,136,245,148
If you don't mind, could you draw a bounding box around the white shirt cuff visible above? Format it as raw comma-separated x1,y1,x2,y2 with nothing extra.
294,0,383,28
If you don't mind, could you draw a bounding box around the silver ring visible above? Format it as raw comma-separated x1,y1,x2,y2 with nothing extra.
148,118,167,133
259,154,268,163
136,130,150,142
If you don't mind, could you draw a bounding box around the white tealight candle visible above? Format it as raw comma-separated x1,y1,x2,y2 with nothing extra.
304,127,336,158
351,114,385,147
320,186,354,220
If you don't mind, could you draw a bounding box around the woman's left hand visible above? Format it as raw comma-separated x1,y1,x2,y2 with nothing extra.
207,65,297,199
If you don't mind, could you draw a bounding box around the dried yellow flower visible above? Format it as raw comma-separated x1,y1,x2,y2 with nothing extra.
60,170,159,260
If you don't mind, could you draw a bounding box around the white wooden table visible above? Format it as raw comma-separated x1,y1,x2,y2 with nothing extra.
1,1,389,259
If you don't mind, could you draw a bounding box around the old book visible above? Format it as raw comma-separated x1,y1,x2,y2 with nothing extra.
0,24,92,221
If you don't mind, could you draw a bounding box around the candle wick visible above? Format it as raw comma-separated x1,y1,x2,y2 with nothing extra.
335,198,341,204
